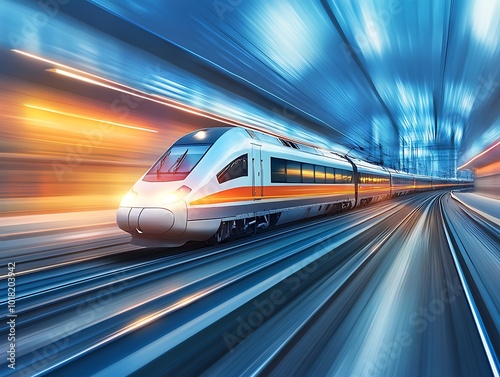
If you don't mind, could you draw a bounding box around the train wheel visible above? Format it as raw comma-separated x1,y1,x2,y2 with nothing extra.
207,222,231,246
206,233,220,246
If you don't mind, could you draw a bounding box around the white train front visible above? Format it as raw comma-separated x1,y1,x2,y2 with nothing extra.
116,127,469,246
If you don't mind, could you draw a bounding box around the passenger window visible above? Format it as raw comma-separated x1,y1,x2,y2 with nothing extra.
271,158,286,182
343,170,353,183
335,170,343,183
217,154,248,184
302,164,314,183
286,161,301,183
315,165,326,183
325,167,334,183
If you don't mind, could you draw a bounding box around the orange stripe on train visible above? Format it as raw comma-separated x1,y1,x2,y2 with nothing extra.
190,185,356,205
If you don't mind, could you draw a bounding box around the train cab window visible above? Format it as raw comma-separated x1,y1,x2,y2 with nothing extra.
271,158,286,182
143,144,210,182
325,167,335,183
302,164,314,183
217,154,248,184
286,161,301,183
314,165,326,183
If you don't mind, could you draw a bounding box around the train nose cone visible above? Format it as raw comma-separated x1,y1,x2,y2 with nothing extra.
137,208,174,234
117,201,187,237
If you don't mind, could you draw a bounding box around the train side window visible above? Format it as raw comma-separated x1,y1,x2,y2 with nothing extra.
315,165,326,183
325,167,334,183
344,170,353,183
286,161,301,183
217,154,248,184
302,164,314,183
271,158,286,182
335,169,343,183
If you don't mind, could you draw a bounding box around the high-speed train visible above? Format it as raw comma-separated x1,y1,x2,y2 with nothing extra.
116,127,471,246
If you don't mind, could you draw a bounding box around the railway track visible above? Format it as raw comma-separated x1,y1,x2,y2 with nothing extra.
1,191,497,376
441,194,500,377
201,192,497,377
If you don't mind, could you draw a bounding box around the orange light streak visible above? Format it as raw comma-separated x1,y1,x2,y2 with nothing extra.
47,68,126,92
12,49,244,126
12,49,323,149
47,70,240,125
24,104,158,133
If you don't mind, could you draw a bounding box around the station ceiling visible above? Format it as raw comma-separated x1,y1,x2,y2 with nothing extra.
2,0,499,176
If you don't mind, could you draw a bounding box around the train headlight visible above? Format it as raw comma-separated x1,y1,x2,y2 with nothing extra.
163,185,192,205
120,189,138,206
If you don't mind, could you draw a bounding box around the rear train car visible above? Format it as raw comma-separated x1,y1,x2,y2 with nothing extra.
386,169,415,197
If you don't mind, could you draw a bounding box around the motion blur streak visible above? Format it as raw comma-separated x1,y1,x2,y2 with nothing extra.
0,72,187,215
2,191,498,377
12,49,268,132
24,104,158,133
457,140,500,170
0,0,498,375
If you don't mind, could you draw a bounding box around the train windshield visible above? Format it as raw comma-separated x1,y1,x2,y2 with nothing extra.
143,144,210,182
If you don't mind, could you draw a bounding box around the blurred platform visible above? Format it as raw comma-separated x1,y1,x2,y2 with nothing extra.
452,191,500,226
0,210,117,238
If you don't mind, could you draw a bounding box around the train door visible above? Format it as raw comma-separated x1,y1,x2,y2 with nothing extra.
251,144,263,198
